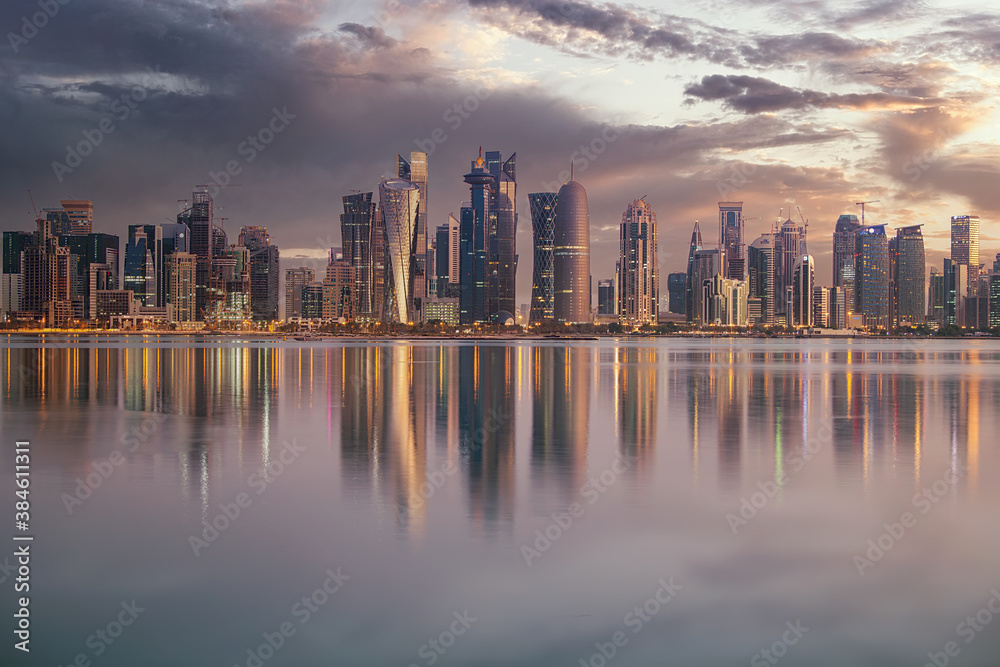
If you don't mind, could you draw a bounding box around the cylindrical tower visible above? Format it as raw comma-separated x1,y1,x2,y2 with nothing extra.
553,179,591,324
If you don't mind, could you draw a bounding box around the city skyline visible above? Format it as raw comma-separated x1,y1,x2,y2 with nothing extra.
2,0,999,309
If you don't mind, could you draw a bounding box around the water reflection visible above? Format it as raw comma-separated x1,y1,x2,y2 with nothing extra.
2,340,998,528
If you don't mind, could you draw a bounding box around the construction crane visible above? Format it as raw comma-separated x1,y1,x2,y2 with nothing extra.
855,200,879,227
796,206,809,231
27,189,40,223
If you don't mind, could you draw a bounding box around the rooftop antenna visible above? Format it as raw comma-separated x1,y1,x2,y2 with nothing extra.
571,159,574,181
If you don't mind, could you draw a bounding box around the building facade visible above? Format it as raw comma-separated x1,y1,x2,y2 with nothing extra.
617,198,659,325
528,192,557,325
552,178,591,324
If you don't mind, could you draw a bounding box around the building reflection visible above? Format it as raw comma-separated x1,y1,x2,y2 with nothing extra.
459,346,516,536
531,346,589,511
614,347,655,477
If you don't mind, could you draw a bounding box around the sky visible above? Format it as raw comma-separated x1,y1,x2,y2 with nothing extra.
2,0,999,307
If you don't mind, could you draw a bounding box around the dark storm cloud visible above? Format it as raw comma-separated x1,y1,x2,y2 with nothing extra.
337,22,398,49
465,0,894,68
683,74,939,114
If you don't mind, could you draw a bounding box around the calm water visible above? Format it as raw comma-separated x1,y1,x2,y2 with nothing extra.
2,337,1000,666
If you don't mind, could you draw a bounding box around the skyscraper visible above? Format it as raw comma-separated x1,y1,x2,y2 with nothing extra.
685,221,703,323
340,192,377,317
23,218,73,326
597,279,615,315
833,214,862,311
747,234,775,325
792,253,815,327
461,152,492,325
667,272,686,315
379,177,420,324
553,177,591,324
167,252,197,323
60,200,94,235
397,152,428,316
285,267,315,319
239,226,279,321
928,267,945,325
2,231,33,318
617,197,659,325
484,150,517,317
951,215,980,296
719,201,744,280
943,258,967,326
895,225,925,325
856,225,890,329
528,192,558,325
124,225,161,307
775,218,803,317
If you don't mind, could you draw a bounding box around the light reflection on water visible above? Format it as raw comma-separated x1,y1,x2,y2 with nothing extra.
1,338,999,666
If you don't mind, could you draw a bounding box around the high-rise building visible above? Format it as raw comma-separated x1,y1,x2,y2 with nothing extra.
433,217,460,300
989,272,1000,328
943,258,967,326
719,201,744,280
597,279,615,315
553,177,591,324
323,260,356,321
833,214,862,313
182,187,227,320
775,218,803,316
60,200,94,235
702,274,747,326
60,232,119,319
167,252,197,323
747,234,775,325
617,197,658,325
928,267,945,325
528,192,558,325
855,225,890,329
397,152,428,317
285,267,315,319
828,286,846,329
690,247,723,326
238,226,279,321
895,225,925,325
44,200,94,237
2,231,34,319
340,192,377,318
951,215,980,295
301,282,324,319
461,153,492,325
812,285,829,328
667,272,686,315
685,222,703,323
379,178,420,324
792,254,815,327
485,150,517,317
23,218,73,326
124,225,162,307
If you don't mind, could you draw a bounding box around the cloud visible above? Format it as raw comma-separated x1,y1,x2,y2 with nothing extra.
683,74,941,114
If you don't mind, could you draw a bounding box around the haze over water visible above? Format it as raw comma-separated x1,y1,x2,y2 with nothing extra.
2,337,1000,666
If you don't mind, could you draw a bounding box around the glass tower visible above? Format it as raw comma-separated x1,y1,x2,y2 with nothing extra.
528,192,557,324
